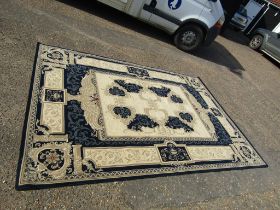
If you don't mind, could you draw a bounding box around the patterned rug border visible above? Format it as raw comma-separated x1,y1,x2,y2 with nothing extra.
15,43,268,191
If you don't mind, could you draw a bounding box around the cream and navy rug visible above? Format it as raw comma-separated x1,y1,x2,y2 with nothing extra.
17,43,267,189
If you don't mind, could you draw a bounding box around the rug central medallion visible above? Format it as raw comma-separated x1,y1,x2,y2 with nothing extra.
85,71,212,141
17,44,266,189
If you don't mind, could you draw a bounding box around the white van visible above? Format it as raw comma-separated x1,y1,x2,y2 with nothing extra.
97,0,225,51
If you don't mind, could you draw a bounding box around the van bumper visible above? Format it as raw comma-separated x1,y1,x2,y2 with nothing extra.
229,20,246,30
203,25,220,46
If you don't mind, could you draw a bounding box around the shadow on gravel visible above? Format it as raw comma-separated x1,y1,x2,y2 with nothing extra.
58,0,245,76
193,41,245,76
221,28,250,46
57,0,172,44
222,28,280,69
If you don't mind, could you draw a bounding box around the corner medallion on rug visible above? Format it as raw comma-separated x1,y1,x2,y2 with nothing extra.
17,44,267,189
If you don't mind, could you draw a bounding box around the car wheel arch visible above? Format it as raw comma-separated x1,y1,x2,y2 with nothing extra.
249,33,264,50
175,19,209,39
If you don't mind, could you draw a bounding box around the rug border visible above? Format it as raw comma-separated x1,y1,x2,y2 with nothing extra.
197,77,268,168
15,42,268,191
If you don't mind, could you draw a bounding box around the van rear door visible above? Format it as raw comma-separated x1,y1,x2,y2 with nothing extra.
143,0,205,33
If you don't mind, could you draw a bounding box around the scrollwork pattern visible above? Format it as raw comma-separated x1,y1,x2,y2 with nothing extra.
183,84,208,109
67,100,98,146
65,65,91,95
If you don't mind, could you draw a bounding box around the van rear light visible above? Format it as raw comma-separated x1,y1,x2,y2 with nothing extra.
215,15,225,29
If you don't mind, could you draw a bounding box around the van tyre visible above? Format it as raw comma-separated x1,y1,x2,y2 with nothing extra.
174,25,204,52
249,34,263,50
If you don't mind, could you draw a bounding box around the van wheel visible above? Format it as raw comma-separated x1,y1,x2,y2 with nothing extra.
174,25,204,52
249,34,263,50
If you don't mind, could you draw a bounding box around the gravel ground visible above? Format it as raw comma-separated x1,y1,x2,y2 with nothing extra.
0,0,280,209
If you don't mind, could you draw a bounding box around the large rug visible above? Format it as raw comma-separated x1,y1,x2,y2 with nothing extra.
17,44,267,189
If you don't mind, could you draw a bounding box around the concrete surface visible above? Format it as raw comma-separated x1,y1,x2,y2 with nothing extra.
0,0,280,209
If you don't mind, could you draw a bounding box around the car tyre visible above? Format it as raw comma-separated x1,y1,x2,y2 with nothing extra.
249,34,263,50
174,25,204,52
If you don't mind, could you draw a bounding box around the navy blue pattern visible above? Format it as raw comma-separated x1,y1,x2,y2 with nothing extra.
149,86,171,97
66,100,97,146
165,116,193,132
128,67,150,77
45,89,64,102
179,112,193,122
128,114,159,131
109,86,125,96
66,100,161,147
113,107,131,118
183,84,209,109
82,160,99,173
211,107,223,117
38,149,65,171
65,65,91,95
158,143,191,162
170,95,183,103
64,66,231,147
208,112,232,144
115,80,143,93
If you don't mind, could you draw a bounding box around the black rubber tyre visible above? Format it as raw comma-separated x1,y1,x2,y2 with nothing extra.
174,24,204,52
249,34,263,50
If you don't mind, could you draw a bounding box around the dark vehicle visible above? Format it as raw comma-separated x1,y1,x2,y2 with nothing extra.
230,5,248,31
249,28,280,63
